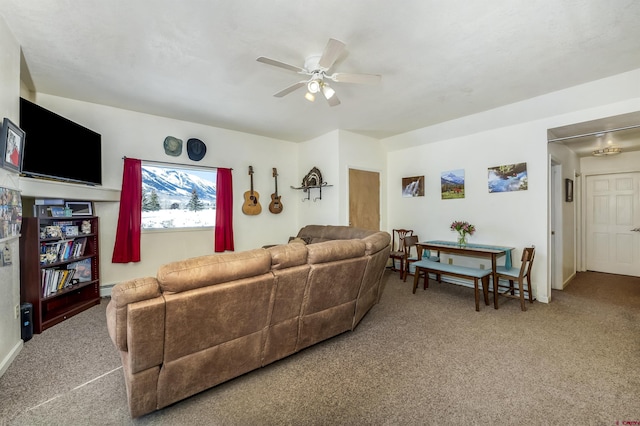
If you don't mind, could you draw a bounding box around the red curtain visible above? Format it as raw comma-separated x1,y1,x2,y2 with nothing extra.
112,158,142,263
214,167,234,252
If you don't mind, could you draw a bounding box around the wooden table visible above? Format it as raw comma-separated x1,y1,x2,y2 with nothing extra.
417,240,514,309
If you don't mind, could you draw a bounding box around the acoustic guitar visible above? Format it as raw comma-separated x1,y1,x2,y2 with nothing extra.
268,167,283,214
242,166,262,215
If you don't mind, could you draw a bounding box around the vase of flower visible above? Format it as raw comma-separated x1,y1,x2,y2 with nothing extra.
451,220,476,247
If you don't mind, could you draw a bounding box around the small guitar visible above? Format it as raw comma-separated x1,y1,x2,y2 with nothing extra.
242,166,262,215
269,167,283,214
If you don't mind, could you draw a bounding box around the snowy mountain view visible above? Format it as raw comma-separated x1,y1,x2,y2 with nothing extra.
141,165,217,229
441,169,465,199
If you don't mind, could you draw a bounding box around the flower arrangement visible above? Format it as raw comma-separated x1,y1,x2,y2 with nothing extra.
450,220,475,246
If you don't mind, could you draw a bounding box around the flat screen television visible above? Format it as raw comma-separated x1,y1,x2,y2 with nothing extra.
19,98,102,186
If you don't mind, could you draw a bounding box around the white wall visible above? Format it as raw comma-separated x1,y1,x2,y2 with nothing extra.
26,94,302,287
338,130,387,230
580,150,640,175
383,69,640,304
0,15,23,377
548,142,581,287
297,130,340,226
385,122,548,301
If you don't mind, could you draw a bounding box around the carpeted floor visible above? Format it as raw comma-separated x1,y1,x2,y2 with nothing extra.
1,270,639,425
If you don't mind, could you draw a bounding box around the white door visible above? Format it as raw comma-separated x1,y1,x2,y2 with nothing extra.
586,173,640,276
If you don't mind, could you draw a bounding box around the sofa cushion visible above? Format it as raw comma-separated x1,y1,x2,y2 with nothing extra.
306,239,366,264
362,232,391,255
157,249,271,293
297,224,377,240
267,243,308,270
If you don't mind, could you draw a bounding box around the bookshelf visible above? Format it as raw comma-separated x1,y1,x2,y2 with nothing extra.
19,216,100,333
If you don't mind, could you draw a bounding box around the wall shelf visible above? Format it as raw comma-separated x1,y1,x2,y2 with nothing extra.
290,183,332,202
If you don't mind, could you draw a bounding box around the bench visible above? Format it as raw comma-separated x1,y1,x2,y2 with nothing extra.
412,259,492,311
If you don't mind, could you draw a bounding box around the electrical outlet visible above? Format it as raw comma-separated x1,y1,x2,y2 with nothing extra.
448,258,453,265
480,264,485,270
15,304,19,318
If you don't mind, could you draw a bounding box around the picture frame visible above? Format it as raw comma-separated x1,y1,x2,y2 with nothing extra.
48,206,66,217
1,118,25,173
65,201,93,216
565,178,573,202
402,176,425,197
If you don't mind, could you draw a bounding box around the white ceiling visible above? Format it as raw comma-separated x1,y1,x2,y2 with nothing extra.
2,0,640,144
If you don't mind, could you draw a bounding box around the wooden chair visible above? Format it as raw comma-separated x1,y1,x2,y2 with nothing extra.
495,247,535,311
389,229,413,277
402,235,419,281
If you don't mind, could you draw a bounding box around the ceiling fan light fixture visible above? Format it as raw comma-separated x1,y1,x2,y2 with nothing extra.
304,91,315,102
321,82,335,99
592,147,622,156
307,79,320,94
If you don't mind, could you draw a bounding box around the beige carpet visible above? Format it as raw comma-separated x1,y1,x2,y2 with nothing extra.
1,270,639,425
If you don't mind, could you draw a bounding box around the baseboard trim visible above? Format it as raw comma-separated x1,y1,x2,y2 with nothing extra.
99,283,116,298
0,340,23,378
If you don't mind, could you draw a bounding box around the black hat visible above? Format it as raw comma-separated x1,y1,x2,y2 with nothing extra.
187,138,207,161
163,136,183,156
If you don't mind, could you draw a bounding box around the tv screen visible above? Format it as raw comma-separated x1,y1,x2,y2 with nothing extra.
19,98,102,186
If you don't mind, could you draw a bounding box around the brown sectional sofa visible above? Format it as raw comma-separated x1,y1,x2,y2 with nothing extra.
106,225,391,417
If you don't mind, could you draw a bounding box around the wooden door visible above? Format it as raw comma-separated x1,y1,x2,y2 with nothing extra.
349,168,380,231
586,172,640,276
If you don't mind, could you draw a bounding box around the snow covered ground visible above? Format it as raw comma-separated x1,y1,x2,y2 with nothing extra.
142,208,215,229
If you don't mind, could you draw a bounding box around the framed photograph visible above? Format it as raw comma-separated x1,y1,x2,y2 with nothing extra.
565,178,573,202
402,176,424,197
441,169,465,199
1,118,25,173
488,162,528,193
65,201,93,216
48,206,65,217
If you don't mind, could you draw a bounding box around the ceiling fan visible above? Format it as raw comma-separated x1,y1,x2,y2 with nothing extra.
257,38,381,107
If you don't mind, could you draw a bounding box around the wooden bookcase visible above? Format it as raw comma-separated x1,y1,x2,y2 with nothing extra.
19,216,100,333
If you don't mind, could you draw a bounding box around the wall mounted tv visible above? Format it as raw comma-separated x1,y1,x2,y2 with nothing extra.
19,98,102,186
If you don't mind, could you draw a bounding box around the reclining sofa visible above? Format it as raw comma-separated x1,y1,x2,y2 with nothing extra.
106,225,391,417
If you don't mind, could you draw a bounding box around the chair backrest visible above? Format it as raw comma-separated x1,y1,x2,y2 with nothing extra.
403,235,419,257
518,247,535,280
392,229,413,251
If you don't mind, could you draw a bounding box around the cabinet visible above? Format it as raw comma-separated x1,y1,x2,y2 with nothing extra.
19,216,100,333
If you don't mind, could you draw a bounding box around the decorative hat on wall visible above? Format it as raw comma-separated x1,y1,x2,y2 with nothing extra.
163,136,183,156
187,138,207,161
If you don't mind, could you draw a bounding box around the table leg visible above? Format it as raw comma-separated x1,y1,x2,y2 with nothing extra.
492,253,499,309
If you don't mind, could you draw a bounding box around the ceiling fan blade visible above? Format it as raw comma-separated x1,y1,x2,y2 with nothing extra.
330,72,382,85
273,81,306,97
318,38,346,70
257,57,305,73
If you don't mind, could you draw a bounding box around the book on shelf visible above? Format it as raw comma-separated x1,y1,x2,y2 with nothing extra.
67,258,92,283
41,268,76,297
39,237,88,265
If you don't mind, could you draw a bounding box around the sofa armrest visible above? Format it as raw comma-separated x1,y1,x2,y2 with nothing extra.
362,232,391,255
107,277,161,351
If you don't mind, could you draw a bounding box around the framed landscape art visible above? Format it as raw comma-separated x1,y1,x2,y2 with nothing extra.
488,162,528,193
402,176,424,197
441,169,465,199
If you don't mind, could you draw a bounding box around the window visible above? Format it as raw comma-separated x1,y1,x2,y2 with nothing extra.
141,164,217,229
